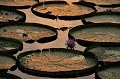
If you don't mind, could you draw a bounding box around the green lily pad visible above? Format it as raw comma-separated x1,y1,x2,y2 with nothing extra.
69,23,120,47
17,48,98,78
0,7,26,23
95,63,120,79
82,12,120,24
0,22,58,43
0,54,16,71
85,44,120,63
0,37,23,55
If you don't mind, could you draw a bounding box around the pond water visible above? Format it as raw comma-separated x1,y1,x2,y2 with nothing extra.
6,0,116,78
7,7,93,79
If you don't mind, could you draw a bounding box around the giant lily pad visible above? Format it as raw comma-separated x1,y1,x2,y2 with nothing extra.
95,63,120,79
84,0,120,7
68,23,120,47
0,54,17,71
0,22,58,43
0,7,26,23
0,37,23,55
84,44,120,63
0,0,38,9
31,1,96,20
17,48,98,78
82,12,120,24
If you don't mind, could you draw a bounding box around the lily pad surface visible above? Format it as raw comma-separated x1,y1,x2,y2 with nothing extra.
85,45,120,63
69,23,120,47
111,7,120,12
0,37,23,55
0,54,16,71
84,0,120,7
31,1,96,20
82,12,120,24
0,7,26,23
95,63,120,79
0,22,58,43
0,0,38,9
17,48,98,78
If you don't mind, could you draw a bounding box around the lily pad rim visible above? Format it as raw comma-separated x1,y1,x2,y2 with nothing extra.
17,48,99,78
31,1,97,20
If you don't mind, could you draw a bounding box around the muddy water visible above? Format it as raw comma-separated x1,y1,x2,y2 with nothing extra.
7,7,94,79
7,0,98,78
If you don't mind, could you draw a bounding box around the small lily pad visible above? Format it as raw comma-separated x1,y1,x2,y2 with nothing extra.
0,54,17,71
0,37,23,55
0,7,26,23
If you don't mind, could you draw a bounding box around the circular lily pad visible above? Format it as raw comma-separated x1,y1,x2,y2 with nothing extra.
0,54,17,71
69,23,120,47
0,22,58,43
0,7,26,23
82,12,120,24
0,72,21,79
84,0,120,7
0,37,23,55
31,1,96,20
17,48,98,78
0,0,38,9
84,45,120,63
95,63,120,79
